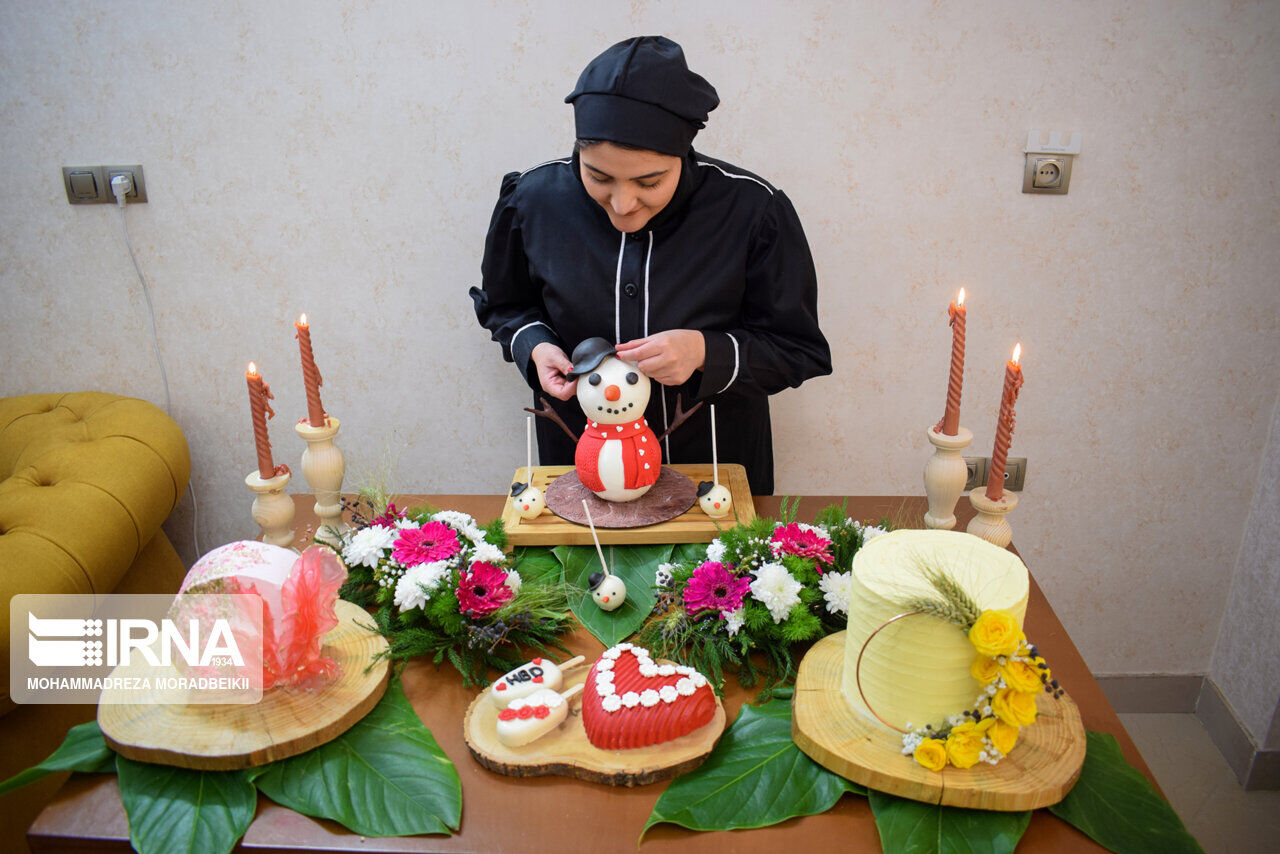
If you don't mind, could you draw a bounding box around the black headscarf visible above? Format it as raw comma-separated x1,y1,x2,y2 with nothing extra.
565,36,719,156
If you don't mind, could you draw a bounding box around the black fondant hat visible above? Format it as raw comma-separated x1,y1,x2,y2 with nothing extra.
510,481,529,497
567,337,617,378
588,571,605,591
565,36,719,156
697,481,714,497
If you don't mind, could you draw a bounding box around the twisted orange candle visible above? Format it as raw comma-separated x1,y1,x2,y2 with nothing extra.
246,362,283,479
985,344,1024,501
935,288,966,436
295,313,326,427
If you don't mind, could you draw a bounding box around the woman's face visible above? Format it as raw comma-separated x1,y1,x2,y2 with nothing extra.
579,142,682,233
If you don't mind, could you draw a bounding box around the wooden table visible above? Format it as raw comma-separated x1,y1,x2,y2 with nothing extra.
28,495,1156,853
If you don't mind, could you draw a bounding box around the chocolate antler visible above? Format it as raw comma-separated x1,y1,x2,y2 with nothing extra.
655,394,704,442
524,396,579,442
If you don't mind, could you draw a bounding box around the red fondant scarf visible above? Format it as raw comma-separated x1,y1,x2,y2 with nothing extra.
576,418,662,492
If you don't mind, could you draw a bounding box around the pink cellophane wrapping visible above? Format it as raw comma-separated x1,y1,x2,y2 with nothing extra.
180,541,348,692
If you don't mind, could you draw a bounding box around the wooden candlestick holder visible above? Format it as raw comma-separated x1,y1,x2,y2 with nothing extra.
295,415,346,543
966,487,1018,548
923,425,973,530
245,469,295,548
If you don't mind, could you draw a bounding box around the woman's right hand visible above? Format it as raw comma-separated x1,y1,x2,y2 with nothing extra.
531,342,578,401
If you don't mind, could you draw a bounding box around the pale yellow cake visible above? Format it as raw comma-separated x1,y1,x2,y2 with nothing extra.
841,530,1029,731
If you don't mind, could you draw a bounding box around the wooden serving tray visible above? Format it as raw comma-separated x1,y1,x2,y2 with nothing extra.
792,632,1085,811
98,600,389,770
463,661,726,787
502,463,755,546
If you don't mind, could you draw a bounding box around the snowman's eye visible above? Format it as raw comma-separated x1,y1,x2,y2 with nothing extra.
625,372,639,385
588,373,601,386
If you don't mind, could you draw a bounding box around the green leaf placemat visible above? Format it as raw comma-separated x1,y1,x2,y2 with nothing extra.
116,758,256,854
250,679,462,837
1049,731,1203,854
868,789,1031,854
643,698,865,838
512,546,564,585
0,720,116,795
555,543,668,646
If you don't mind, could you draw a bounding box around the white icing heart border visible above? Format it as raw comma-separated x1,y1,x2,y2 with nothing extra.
592,642,708,714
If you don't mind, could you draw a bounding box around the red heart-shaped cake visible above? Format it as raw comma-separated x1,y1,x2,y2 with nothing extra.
581,642,716,750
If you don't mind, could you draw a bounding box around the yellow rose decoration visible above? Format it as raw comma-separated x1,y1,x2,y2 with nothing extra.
945,722,984,769
971,654,1001,685
992,687,1039,727
989,719,1020,756
999,659,1043,694
968,610,1024,658
913,738,948,772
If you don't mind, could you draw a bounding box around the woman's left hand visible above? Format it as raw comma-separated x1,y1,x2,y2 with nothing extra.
615,330,706,386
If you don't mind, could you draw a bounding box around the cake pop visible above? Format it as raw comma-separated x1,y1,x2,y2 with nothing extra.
582,498,626,611
697,404,733,519
512,416,544,519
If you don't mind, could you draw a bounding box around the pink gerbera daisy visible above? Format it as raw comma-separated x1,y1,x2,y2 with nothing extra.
683,561,750,615
392,521,460,567
770,523,834,572
456,562,514,617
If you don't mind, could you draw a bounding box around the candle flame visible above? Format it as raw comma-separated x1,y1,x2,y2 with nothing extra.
1012,343,1022,365
298,313,308,326
957,287,965,307
247,361,258,374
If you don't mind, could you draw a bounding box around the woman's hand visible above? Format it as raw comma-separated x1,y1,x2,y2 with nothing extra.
531,342,578,400
615,330,706,386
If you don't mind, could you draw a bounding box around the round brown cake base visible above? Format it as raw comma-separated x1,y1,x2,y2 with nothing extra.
98,600,389,770
545,466,697,528
792,631,1085,811
464,661,726,787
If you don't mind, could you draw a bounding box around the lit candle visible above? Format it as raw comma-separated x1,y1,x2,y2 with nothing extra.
936,288,966,436
295,313,326,427
985,343,1024,501
246,362,279,479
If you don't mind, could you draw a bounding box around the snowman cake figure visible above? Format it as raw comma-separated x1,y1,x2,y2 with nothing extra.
527,337,701,504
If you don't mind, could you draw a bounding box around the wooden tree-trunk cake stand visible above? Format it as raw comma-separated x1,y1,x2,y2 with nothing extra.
464,662,727,787
98,600,389,770
792,632,1085,811
503,463,755,546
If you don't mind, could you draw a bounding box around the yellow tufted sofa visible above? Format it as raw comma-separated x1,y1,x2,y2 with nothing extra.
0,392,190,853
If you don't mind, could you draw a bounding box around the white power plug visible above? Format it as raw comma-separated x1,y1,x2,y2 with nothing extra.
110,173,133,206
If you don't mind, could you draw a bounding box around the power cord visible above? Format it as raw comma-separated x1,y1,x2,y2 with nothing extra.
111,175,201,556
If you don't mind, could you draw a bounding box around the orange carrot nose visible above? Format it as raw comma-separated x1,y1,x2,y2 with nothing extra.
714,502,721,509
605,385,621,401
601,595,610,603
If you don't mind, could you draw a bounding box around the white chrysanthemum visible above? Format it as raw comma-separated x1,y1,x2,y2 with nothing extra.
342,525,396,568
722,606,746,637
394,517,421,530
470,540,506,565
705,538,727,563
749,562,803,623
859,523,890,541
654,563,677,589
503,569,522,595
796,522,830,539
818,570,853,615
393,560,450,612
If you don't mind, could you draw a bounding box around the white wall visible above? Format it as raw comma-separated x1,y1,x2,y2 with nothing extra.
1,0,1277,678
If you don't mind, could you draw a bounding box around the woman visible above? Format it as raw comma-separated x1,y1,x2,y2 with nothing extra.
470,36,830,495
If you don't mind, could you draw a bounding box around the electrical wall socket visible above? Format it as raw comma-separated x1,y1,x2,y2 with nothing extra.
963,456,1027,491
61,164,147,204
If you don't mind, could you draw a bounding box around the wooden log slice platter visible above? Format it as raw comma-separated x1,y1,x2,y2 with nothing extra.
98,599,389,770
792,631,1085,811
503,463,755,546
464,660,727,787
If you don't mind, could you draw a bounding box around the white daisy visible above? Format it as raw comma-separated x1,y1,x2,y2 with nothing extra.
818,570,853,616
749,562,802,623
722,606,746,637
342,525,396,569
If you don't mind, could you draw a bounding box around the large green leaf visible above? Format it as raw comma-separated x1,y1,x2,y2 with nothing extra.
554,543,669,646
512,545,563,585
249,679,461,837
643,699,864,837
0,719,117,794
670,541,710,564
1049,730,1203,853
868,789,1031,854
116,758,256,854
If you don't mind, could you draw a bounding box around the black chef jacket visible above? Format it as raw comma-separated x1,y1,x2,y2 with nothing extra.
469,149,831,495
